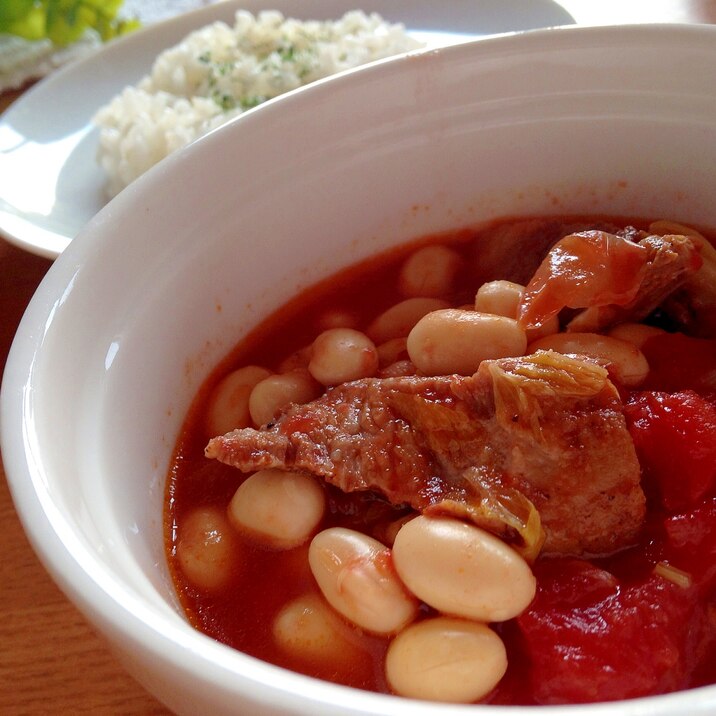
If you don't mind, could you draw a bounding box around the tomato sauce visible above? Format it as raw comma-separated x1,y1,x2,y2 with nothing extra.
165,216,716,705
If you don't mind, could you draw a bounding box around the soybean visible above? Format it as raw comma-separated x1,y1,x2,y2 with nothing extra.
309,527,418,635
379,360,417,378
228,469,325,549
649,220,705,239
278,345,312,374
248,371,320,427
475,280,558,341
308,328,379,386
528,332,649,386
407,309,527,376
398,245,462,298
474,280,524,318
608,322,666,349
176,506,238,591
316,308,358,331
376,337,409,367
386,617,507,703
366,297,450,344
273,593,360,664
392,515,536,622
204,365,271,436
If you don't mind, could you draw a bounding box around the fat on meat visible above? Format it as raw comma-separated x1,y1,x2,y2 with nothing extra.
206,350,645,557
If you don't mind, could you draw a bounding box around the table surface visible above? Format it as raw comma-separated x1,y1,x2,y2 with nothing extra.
2,2,716,713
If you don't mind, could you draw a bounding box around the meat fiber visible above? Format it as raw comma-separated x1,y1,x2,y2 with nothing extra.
206,351,645,557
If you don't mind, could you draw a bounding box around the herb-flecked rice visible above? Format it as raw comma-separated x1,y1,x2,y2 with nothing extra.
94,10,422,197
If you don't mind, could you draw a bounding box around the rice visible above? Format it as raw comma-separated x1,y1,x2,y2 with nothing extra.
94,10,423,197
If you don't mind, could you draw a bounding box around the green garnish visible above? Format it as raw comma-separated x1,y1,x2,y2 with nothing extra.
239,95,264,110
0,0,139,47
277,44,295,62
212,91,236,111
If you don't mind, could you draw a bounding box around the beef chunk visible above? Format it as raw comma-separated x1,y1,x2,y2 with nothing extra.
206,351,644,556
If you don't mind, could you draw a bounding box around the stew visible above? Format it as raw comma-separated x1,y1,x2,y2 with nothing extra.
165,215,716,704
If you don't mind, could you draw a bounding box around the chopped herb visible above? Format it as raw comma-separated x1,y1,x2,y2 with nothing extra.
239,95,263,110
218,61,235,76
212,92,237,111
277,44,295,62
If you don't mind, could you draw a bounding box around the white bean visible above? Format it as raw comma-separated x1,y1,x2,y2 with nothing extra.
204,365,271,436
407,309,527,376
316,308,358,331
309,528,418,635
176,507,238,591
376,337,409,367
474,280,558,341
392,515,535,622
308,328,379,386
278,345,312,373
474,280,524,318
249,371,320,427
273,593,360,664
385,617,507,703
374,514,417,547
528,332,649,386
608,322,666,349
526,314,560,342
399,245,462,298
228,469,325,549
366,297,450,344
379,360,417,378
648,220,705,239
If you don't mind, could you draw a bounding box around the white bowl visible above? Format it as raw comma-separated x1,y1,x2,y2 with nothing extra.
3,23,716,716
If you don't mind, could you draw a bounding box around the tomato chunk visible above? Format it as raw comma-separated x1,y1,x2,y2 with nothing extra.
518,559,702,704
624,390,716,511
518,231,648,329
664,498,716,593
641,333,716,393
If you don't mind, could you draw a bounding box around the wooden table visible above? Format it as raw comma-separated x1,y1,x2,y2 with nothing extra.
2,3,715,713
0,102,171,715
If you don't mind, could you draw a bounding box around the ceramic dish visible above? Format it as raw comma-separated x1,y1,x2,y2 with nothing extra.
0,0,573,259
3,22,716,716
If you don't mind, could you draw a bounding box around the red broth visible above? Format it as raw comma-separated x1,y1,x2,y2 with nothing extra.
165,216,716,705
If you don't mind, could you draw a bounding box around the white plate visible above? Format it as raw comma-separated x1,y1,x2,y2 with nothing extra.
0,0,573,259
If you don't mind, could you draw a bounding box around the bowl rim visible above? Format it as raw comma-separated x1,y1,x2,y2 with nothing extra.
3,21,716,715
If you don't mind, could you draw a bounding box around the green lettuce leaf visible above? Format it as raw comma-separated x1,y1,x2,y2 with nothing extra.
0,0,139,46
